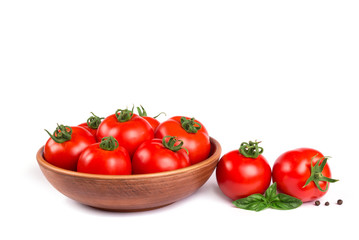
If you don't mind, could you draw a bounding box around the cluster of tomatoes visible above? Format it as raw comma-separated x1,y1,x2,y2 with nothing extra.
43,106,211,175
216,141,338,203
43,105,338,205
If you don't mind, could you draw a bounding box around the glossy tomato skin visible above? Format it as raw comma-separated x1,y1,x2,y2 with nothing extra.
216,150,271,200
44,126,96,171
78,123,97,139
132,138,190,174
272,148,332,202
96,113,154,157
77,143,131,175
142,116,160,131
154,116,210,165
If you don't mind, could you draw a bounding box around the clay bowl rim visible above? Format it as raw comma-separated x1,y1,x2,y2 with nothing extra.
36,137,222,180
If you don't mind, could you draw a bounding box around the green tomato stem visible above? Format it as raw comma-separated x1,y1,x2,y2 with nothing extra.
239,140,263,158
45,124,72,143
99,136,119,151
302,155,339,192
162,136,189,154
86,112,104,129
137,105,166,119
180,117,202,133
115,106,134,122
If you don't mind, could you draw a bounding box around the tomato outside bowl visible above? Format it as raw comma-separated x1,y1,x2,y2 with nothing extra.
36,137,221,212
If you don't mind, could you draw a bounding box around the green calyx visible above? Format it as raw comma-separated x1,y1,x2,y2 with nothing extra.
233,183,302,212
136,105,148,116
115,106,134,122
136,105,166,119
303,155,339,192
86,112,104,129
239,140,263,158
162,136,189,154
180,117,202,133
45,124,72,143
99,136,119,151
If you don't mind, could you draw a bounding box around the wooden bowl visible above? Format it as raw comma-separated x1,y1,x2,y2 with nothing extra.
36,137,221,211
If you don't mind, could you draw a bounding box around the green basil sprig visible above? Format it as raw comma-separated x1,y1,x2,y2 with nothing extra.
232,183,302,212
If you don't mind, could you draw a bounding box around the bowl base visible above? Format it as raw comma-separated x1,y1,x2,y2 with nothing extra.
87,202,174,212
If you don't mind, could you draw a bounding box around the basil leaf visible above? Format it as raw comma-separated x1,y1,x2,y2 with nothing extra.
232,183,303,212
264,182,277,201
232,194,268,212
270,193,302,210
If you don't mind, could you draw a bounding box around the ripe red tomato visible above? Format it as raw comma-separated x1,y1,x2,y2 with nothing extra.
216,141,271,200
96,108,154,156
136,105,166,131
132,136,190,174
78,122,95,136
78,112,104,139
141,117,160,131
44,124,96,171
272,148,338,202
154,116,210,165
77,136,131,175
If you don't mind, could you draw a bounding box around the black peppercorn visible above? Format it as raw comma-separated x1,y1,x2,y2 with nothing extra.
337,199,343,205
325,201,330,206
315,200,320,206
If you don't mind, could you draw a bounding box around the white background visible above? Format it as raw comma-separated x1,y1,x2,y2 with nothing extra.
1,1,358,239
